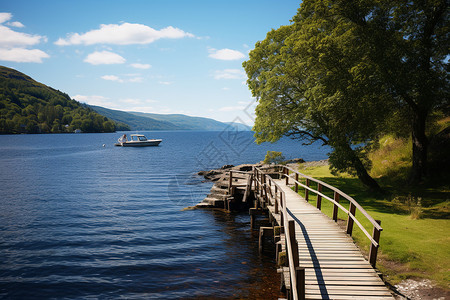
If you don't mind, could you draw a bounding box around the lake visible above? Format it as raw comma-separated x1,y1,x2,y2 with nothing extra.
0,131,328,299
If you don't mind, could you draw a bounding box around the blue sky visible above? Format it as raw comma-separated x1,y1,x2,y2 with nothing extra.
0,0,300,125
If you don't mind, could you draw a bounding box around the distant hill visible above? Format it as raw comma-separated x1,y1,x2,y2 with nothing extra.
91,106,252,131
0,66,129,134
90,106,181,131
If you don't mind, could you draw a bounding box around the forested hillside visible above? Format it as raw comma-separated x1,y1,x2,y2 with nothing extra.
0,66,129,134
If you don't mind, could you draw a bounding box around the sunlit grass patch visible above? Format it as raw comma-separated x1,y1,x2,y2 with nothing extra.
293,164,450,288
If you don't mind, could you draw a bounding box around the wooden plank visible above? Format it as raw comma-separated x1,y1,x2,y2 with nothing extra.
264,178,393,299
305,295,393,300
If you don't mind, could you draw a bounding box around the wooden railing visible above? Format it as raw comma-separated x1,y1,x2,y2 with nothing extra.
226,165,384,300
253,166,304,300
281,166,383,268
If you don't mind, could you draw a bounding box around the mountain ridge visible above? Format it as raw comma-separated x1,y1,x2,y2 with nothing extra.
91,106,252,131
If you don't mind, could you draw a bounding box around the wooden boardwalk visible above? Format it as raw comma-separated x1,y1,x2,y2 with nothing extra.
238,166,395,300
273,179,393,300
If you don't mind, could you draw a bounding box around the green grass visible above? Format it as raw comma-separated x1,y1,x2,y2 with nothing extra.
293,164,450,288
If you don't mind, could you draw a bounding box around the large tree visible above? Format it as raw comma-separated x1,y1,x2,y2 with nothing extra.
244,0,448,187
244,2,391,190
338,0,449,184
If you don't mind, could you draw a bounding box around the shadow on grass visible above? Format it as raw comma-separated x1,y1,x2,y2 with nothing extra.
305,176,449,220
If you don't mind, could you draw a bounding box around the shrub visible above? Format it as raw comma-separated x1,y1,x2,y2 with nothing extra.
263,151,285,164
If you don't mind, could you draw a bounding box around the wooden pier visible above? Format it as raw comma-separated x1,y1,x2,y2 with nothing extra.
227,166,394,300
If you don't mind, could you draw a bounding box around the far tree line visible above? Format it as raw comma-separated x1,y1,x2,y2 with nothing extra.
0,67,129,134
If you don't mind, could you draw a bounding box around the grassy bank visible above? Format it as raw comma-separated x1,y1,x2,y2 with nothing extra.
295,164,449,289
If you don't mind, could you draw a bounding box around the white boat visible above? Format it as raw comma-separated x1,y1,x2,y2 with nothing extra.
115,134,162,147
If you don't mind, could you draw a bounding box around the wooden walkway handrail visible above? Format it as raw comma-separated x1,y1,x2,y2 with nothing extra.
281,165,383,267
254,167,300,299
246,166,390,299
283,166,382,230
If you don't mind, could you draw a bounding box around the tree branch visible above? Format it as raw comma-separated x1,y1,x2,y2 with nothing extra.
287,130,329,146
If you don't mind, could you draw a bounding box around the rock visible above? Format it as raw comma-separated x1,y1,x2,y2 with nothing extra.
286,158,305,164
221,164,234,169
237,164,254,172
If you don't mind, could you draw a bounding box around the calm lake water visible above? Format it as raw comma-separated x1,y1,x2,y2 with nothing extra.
0,131,328,299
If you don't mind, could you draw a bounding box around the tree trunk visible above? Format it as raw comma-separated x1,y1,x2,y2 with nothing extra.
409,109,428,184
338,142,381,191
351,152,381,192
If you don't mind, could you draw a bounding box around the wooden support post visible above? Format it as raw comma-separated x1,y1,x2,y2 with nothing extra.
288,220,299,268
333,192,340,222
259,227,274,254
346,203,356,236
369,220,382,268
316,183,322,210
295,173,299,193
305,179,309,202
250,208,265,230
296,267,306,300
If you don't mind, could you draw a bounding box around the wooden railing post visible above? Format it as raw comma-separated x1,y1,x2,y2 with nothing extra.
369,220,382,268
228,170,233,194
295,173,299,193
316,183,322,210
280,193,284,228
333,192,340,222
346,203,356,236
255,170,260,196
296,267,306,300
288,220,299,268
285,167,289,185
275,196,279,214
305,179,309,202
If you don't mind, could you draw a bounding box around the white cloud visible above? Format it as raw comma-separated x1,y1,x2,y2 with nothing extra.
84,50,126,65
101,74,143,83
209,48,245,60
7,21,24,28
72,95,157,111
120,98,142,105
120,98,157,105
101,75,123,82
0,13,49,63
158,81,172,85
0,48,49,63
72,94,114,107
0,13,12,23
128,77,143,83
218,105,246,112
130,63,151,69
214,69,246,80
55,22,194,46
0,23,45,47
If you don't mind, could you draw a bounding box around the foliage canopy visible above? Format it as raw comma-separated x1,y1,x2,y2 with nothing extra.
244,0,448,188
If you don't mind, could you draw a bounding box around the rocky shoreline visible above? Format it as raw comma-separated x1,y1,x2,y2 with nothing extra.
197,158,321,182
194,158,328,209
